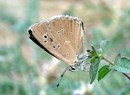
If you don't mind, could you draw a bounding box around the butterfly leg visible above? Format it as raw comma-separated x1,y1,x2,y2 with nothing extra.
80,63,90,71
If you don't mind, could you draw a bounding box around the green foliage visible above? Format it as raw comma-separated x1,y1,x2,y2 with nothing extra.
88,40,130,84
90,57,100,84
89,46,100,84
110,54,130,73
98,65,111,81
94,71,130,95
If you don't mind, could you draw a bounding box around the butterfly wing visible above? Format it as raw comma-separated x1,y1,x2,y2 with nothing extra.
28,15,84,65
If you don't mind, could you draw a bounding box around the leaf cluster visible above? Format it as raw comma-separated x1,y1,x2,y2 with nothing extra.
89,40,130,83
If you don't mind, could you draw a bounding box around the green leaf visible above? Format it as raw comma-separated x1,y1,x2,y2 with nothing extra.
90,57,100,84
110,54,130,73
91,45,98,57
98,65,111,81
100,40,110,54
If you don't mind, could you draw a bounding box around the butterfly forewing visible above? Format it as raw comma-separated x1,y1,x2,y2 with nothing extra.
28,15,84,65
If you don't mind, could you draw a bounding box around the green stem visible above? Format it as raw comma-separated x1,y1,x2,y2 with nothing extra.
102,57,130,80
102,57,114,65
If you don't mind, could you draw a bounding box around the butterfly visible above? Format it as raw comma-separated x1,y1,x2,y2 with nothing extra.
28,15,90,87
29,15,90,74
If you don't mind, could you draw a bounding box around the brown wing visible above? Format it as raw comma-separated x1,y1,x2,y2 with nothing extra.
28,15,84,65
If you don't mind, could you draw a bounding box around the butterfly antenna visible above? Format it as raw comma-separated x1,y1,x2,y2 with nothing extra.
57,66,70,87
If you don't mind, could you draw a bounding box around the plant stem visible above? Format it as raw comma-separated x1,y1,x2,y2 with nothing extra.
123,73,130,80
102,57,114,65
102,57,130,80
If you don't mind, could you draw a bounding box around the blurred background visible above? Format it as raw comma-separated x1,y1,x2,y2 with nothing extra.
0,0,130,95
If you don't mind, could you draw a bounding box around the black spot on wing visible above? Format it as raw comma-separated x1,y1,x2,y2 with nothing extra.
28,29,58,59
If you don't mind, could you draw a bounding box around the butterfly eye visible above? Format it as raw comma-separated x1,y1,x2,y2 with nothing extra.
74,60,77,63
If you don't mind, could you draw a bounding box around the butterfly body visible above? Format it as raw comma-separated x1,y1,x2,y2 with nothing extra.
28,15,85,65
